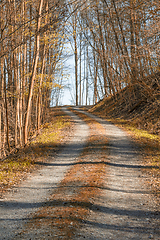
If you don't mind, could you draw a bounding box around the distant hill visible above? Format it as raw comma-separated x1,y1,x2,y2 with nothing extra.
90,72,160,135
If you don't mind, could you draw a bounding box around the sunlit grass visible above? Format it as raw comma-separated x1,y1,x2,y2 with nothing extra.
0,157,34,187
32,116,69,145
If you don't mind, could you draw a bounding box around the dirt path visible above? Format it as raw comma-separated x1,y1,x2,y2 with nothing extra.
0,108,89,240
0,107,159,240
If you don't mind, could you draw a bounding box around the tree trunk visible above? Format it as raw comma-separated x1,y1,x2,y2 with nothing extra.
24,0,44,144
4,63,11,152
73,13,78,106
0,102,1,159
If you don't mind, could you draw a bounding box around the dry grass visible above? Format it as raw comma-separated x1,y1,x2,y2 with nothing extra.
0,108,72,197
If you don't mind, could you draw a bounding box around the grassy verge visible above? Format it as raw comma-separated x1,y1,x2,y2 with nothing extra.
0,108,72,197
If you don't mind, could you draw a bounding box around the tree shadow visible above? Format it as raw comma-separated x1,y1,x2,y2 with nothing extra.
1,198,159,223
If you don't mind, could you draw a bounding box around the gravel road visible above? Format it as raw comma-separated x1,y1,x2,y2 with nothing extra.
0,107,159,240
0,108,89,240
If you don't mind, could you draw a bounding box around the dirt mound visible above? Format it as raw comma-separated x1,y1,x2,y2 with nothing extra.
90,72,160,135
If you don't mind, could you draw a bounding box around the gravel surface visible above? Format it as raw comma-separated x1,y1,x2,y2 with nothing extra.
0,107,159,240
73,108,160,240
0,108,89,240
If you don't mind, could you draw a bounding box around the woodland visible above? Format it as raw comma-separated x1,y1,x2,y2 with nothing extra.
0,0,159,158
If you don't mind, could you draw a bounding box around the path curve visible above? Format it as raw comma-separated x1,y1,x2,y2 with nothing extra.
0,107,89,240
73,107,159,240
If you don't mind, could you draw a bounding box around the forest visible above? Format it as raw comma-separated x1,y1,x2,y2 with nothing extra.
0,0,159,158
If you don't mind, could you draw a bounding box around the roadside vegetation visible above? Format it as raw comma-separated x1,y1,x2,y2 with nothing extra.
0,108,72,197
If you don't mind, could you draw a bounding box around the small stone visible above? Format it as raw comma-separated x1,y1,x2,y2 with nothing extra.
149,234,153,239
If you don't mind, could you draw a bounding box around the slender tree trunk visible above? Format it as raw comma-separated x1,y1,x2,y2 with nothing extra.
93,46,98,104
37,0,48,132
4,63,11,152
0,102,1,159
0,56,6,156
130,0,136,84
82,41,86,106
24,0,44,144
73,13,78,106
86,43,88,105
14,49,18,148
79,31,82,105
37,44,46,133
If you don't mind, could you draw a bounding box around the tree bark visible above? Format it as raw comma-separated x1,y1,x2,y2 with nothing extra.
24,0,44,144
73,13,78,106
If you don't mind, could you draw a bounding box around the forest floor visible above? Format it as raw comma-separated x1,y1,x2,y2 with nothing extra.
0,106,159,239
